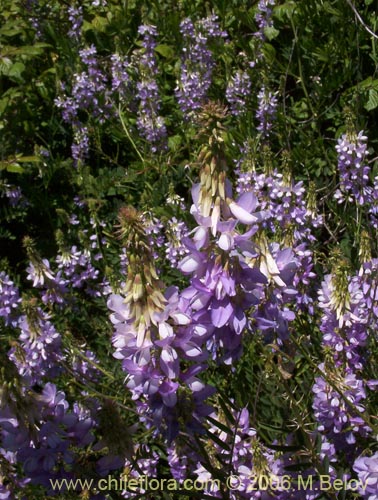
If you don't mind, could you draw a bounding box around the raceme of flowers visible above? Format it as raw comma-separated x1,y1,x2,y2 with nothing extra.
334,130,371,206
175,15,227,117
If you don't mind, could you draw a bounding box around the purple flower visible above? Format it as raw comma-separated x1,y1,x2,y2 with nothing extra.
255,0,275,41
367,176,378,228
175,16,227,117
108,282,214,438
72,124,90,165
256,85,278,138
312,264,378,452
0,272,21,327
121,445,159,496
165,218,189,266
251,0,276,65
111,53,132,101
358,259,378,321
194,405,281,498
8,309,64,385
4,185,24,207
226,70,251,116
135,25,167,152
335,131,371,206
68,5,83,41
72,349,101,383
54,44,112,164
56,245,101,297
26,258,55,287
353,453,378,498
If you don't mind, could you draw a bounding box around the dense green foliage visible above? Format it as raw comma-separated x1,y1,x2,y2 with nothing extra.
2,0,378,499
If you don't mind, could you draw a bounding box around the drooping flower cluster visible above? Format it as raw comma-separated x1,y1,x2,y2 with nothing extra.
2,241,107,389
194,406,281,498
23,220,106,306
111,53,132,103
174,104,306,363
0,272,127,497
164,217,189,267
175,105,263,361
312,260,377,453
0,272,21,327
256,85,278,138
108,207,214,440
236,165,322,238
236,155,321,314
135,25,167,152
225,70,251,116
353,452,378,498
358,258,378,326
255,0,276,41
55,44,111,164
334,131,371,205
26,256,68,306
71,349,101,384
115,444,161,498
71,124,90,165
56,245,101,297
76,45,111,122
9,307,64,385
0,379,125,497
16,384,95,491
368,176,378,228
252,0,276,65
144,215,165,260
67,4,83,42
175,16,227,117
252,239,300,342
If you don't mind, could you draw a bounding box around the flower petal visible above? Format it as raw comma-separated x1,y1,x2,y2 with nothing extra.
229,201,258,224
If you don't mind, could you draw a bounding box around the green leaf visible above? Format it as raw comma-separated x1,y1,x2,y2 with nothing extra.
274,2,296,21
206,415,234,436
168,134,182,151
344,77,378,99
16,155,39,163
267,444,302,452
365,88,378,111
0,161,24,173
237,8,256,29
264,26,279,41
205,430,231,451
8,61,25,81
322,1,342,17
340,235,352,258
262,43,276,64
155,44,174,59
0,57,12,74
6,164,24,173
216,392,236,423
312,47,330,63
0,21,25,37
3,43,50,58
0,155,38,173
90,16,109,32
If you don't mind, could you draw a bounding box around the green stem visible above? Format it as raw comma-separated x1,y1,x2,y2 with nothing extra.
118,104,146,165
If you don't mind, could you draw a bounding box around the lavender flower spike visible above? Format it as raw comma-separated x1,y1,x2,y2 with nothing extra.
353,453,378,498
